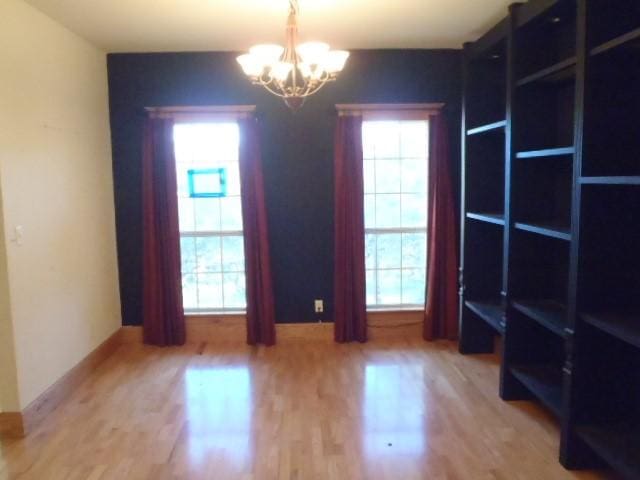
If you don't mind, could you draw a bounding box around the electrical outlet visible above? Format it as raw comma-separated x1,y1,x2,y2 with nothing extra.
314,299,323,313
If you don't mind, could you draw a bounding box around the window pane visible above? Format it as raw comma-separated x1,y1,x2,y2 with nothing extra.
371,122,401,159
366,270,376,305
190,169,224,197
176,164,191,197
377,269,401,305
401,193,427,228
174,126,196,163
194,198,220,231
222,236,245,272
362,123,376,159
364,194,376,229
195,237,221,273
223,272,246,309
363,160,375,194
190,124,239,164
197,273,223,309
375,194,401,228
214,124,240,162
401,159,427,193
402,233,427,269
365,234,377,270
178,198,195,232
220,197,243,231
402,269,426,304
400,121,428,158
377,233,402,269
225,163,242,196
375,159,401,193
182,274,198,310
180,237,197,274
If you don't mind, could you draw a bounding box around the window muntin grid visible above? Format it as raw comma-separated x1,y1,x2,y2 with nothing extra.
174,122,246,312
362,121,429,308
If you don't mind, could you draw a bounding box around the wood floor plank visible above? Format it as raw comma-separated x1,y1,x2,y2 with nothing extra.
0,340,610,479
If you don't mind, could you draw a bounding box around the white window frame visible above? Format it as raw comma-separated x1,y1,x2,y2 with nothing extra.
352,107,435,311
162,107,255,315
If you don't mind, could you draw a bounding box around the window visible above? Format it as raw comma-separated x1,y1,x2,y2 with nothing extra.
174,123,246,313
363,120,429,308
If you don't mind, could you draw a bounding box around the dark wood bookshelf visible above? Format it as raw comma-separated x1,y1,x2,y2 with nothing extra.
581,311,640,350
460,2,639,477
516,0,566,29
514,221,571,241
583,34,640,177
467,120,507,136
468,17,509,59
580,176,640,185
576,424,640,480
465,299,505,334
516,57,576,86
590,26,640,57
459,14,509,356
513,299,570,338
516,147,574,159
510,364,563,417
466,212,505,226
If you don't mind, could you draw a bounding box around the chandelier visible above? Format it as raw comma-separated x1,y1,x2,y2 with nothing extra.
236,0,349,110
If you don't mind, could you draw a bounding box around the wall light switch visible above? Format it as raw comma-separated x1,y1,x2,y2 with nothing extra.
314,299,323,313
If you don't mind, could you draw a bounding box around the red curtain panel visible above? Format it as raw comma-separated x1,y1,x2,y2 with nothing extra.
424,114,459,341
238,117,276,346
142,117,186,346
333,115,367,343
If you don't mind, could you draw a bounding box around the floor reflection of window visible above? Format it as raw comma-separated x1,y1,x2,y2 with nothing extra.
185,367,251,467
364,364,425,457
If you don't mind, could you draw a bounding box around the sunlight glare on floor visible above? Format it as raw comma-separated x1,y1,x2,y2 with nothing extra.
184,367,252,468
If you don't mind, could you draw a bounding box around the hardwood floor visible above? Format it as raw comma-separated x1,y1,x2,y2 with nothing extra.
0,339,609,480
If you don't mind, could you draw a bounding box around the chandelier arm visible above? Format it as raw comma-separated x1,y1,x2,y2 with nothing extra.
299,80,329,98
255,72,275,85
260,82,289,98
317,70,331,83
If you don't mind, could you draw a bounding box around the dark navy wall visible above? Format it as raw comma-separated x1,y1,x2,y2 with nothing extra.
107,49,462,325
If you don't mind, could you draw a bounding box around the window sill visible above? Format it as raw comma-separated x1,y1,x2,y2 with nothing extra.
367,307,424,313
185,311,246,318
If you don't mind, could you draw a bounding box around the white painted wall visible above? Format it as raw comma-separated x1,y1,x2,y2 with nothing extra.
0,0,121,409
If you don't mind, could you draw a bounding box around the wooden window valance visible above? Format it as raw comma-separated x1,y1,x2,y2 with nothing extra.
335,103,444,121
145,105,256,122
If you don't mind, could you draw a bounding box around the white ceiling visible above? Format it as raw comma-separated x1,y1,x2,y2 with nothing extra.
24,0,513,53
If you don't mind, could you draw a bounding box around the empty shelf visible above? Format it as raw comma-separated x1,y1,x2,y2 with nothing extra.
512,299,571,338
465,299,505,334
514,221,571,241
466,212,505,226
510,364,563,417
